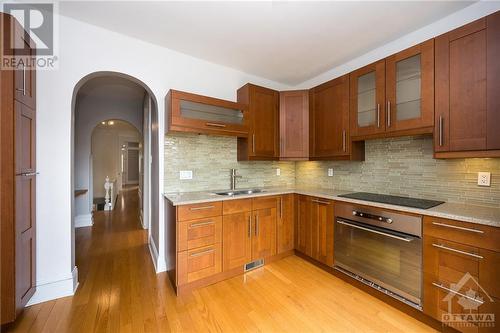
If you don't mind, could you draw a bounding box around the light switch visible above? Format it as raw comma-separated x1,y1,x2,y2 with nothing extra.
179,170,193,180
477,172,491,187
276,168,281,176
328,168,334,177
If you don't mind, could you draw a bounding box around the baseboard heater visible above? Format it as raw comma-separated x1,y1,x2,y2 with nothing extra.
244,259,264,272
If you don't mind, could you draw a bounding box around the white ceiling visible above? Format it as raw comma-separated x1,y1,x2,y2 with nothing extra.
60,1,474,85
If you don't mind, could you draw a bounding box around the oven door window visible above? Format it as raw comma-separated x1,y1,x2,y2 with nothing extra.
334,218,422,304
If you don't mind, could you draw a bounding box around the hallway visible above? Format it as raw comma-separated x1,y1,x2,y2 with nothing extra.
5,189,435,333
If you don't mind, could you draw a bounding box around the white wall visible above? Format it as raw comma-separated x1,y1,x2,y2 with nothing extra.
31,12,291,305
294,1,500,89
91,124,140,198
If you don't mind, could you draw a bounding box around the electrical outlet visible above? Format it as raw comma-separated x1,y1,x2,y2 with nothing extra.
179,170,193,180
276,168,281,176
328,168,334,177
477,172,491,187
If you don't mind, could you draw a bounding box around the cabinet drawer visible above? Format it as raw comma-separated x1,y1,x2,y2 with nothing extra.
177,243,222,285
424,216,500,252
177,201,222,221
223,198,252,215
252,196,278,210
177,216,222,252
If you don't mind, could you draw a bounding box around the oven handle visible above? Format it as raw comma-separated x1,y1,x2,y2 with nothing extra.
336,219,416,242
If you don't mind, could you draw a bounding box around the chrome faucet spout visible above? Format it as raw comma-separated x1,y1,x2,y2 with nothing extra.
230,168,242,191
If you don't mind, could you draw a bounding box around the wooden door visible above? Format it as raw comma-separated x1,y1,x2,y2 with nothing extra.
251,208,276,260
310,199,334,266
279,90,309,159
349,60,386,138
295,195,311,256
238,84,279,159
13,20,36,109
435,18,487,152
14,100,36,310
223,212,252,271
386,40,434,132
277,194,294,253
310,75,350,158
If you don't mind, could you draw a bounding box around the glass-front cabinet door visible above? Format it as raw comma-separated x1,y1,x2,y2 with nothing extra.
349,60,386,137
385,40,434,132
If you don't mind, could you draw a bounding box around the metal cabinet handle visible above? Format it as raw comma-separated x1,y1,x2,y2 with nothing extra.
387,100,391,127
432,243,483,259
280,197,283,219
205,122,226,128
252,133,255,154
432,222,484,234
432,282,484,304
255,214,259,236
439,116,444,147
247,215,252,238
20,171,39,177
377,103,380,128
189,248,215,257
342,130,346,152
189,205,215,211
16,64,26,95
311,199,330,205
337,219,414,242
188,220,214,228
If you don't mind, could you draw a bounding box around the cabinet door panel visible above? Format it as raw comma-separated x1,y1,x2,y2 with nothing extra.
435,19,487,153
311,200,334,266
386,40,434,132
350,60,386,137
310,75,350,158
277,194,294,253
177,244,222,285
279,91,309,159
252,208,277,260
487,11,500,150
223,212,252,271
295,196,311,256
13,20,36,109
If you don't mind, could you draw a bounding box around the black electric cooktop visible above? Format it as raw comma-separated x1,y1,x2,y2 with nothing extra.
338,192,445,209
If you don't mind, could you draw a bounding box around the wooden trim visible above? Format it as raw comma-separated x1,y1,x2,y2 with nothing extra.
352,127,433,142
433,149,500,159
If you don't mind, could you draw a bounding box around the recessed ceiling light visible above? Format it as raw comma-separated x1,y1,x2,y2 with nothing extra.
108,121,114,125
101,121,106,125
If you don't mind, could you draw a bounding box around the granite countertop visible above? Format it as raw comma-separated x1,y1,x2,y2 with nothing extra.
163,187,500,228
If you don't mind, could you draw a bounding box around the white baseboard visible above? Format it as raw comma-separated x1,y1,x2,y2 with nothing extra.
75,214,93,228
148,235,166,273
26,266,79,306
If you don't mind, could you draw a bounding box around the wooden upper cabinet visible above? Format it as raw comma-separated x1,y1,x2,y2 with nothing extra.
435,12,500,158
386,40,434,133
350,60,386,138
165,90,248,137
310,75,363,160
237,84,279,160
279,90,309,160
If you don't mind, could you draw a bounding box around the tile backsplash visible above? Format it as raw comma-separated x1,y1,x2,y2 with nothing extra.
164,133,295,192
296,136,500,208
164,134,499,208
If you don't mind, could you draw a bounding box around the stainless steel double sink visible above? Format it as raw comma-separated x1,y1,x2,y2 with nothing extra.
213,189,265,196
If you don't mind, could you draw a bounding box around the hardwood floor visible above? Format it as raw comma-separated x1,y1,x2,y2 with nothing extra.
4,189,436,332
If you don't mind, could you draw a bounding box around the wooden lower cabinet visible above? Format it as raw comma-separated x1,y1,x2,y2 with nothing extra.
223,212,252,271
423,216,500,333
295,195,334,266
277,194,294,253
252,207,277,260
177,244,222,285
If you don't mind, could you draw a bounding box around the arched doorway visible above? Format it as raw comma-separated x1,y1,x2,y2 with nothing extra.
70,72,160,279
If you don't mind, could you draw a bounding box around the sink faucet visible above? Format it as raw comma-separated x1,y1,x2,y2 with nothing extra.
230,169,242,190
